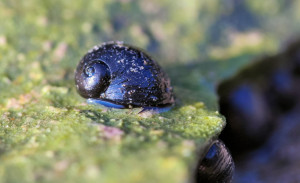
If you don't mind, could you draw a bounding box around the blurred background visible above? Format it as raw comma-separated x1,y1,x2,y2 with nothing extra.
2,0,300,109
1,0,300,65
1,0,300,182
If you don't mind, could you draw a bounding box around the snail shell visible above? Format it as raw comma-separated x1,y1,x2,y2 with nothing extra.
75,41,175,110
195,140,234,183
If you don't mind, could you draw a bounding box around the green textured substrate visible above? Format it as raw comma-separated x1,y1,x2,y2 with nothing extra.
0,63,226,183
0,53,230,183
1,0,295,182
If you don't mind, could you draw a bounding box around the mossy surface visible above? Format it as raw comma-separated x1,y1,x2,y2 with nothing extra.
0,58,228,183
0,0,299,182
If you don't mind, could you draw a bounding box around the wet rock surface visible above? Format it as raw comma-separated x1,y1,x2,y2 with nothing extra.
218,39,300,182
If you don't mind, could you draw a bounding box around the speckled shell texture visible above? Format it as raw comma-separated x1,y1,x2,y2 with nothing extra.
75,42,175,108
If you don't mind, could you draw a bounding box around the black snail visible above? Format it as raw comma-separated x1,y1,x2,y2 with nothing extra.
195,140,234,183
75,41,175,112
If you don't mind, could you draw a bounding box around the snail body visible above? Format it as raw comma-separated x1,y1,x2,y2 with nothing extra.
75,41,175,111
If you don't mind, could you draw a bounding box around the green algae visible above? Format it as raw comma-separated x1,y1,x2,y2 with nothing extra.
0,0,299,182
0,82,224,183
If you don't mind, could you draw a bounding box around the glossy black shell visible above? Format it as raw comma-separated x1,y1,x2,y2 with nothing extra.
75,41,175,108
195,140,234,183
